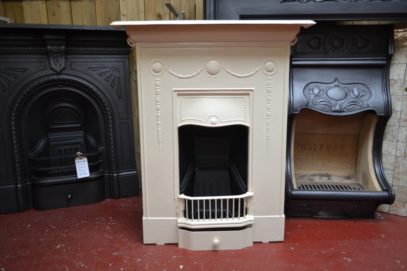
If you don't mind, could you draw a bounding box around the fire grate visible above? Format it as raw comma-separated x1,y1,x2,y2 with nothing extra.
297,183,365,191
178,192,254,229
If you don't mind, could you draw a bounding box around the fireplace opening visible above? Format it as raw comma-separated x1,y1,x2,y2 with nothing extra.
20,83,107,210
178,125,249,220
179,125,248,197
27,95,104,183
291,109,380,192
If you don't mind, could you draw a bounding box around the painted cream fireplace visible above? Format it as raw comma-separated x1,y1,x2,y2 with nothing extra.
112,20,314,250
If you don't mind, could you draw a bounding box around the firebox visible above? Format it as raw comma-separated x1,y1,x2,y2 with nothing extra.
113,20,314,250
0,25,138,213
291,110,379,192
178,125,249,198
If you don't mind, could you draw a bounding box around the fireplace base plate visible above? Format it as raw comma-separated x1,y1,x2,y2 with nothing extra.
32,177,105,210
286,199,379,219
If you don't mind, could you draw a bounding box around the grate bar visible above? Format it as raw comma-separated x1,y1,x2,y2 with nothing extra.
297,182,365,191
179,192,253,222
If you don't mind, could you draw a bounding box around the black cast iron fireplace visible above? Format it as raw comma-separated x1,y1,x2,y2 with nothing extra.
205,0,403,217
0,25,138,213
286,25,395,217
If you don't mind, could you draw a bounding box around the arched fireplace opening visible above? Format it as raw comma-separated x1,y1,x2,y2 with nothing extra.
11,76,113,210
291,109,381,193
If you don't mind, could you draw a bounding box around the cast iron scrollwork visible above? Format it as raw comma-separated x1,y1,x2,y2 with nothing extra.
303,78,372,113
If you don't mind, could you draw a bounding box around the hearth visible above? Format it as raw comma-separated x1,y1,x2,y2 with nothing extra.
113,20,314,250
0,25,138,213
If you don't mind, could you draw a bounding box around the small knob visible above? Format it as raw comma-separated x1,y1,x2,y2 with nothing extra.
212,238,220,247
209,116,219,125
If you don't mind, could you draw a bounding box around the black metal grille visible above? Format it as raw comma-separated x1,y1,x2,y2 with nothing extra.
297,183,365,191
29,131,104,183
30,149,103,179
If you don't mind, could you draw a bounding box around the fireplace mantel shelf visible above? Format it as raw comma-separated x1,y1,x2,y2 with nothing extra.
111,20,315,43
111,20,315,26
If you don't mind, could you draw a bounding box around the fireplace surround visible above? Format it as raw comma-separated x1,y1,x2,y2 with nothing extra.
113,20,314,250
0,25,138,213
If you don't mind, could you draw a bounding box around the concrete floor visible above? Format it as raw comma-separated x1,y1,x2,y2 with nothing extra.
1,197,406,271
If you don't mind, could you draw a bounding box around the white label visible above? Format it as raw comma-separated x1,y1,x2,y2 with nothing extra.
75,158,90,179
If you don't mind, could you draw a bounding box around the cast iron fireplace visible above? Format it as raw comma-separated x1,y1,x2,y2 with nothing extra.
114,20,313,250
286,25,395,217
0,25,138,213
205,0,401,218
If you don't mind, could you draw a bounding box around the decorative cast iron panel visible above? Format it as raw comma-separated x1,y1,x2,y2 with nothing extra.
292,25,391,60
290,25,392,116
88,66,123,99
0,68,28,93
303,79,372,113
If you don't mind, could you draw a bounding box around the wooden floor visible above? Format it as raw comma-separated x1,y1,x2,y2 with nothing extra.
1,197,406,271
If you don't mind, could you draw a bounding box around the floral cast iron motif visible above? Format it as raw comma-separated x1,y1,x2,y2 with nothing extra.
303,79,372,113
88,66,122,99
0,68,27,94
